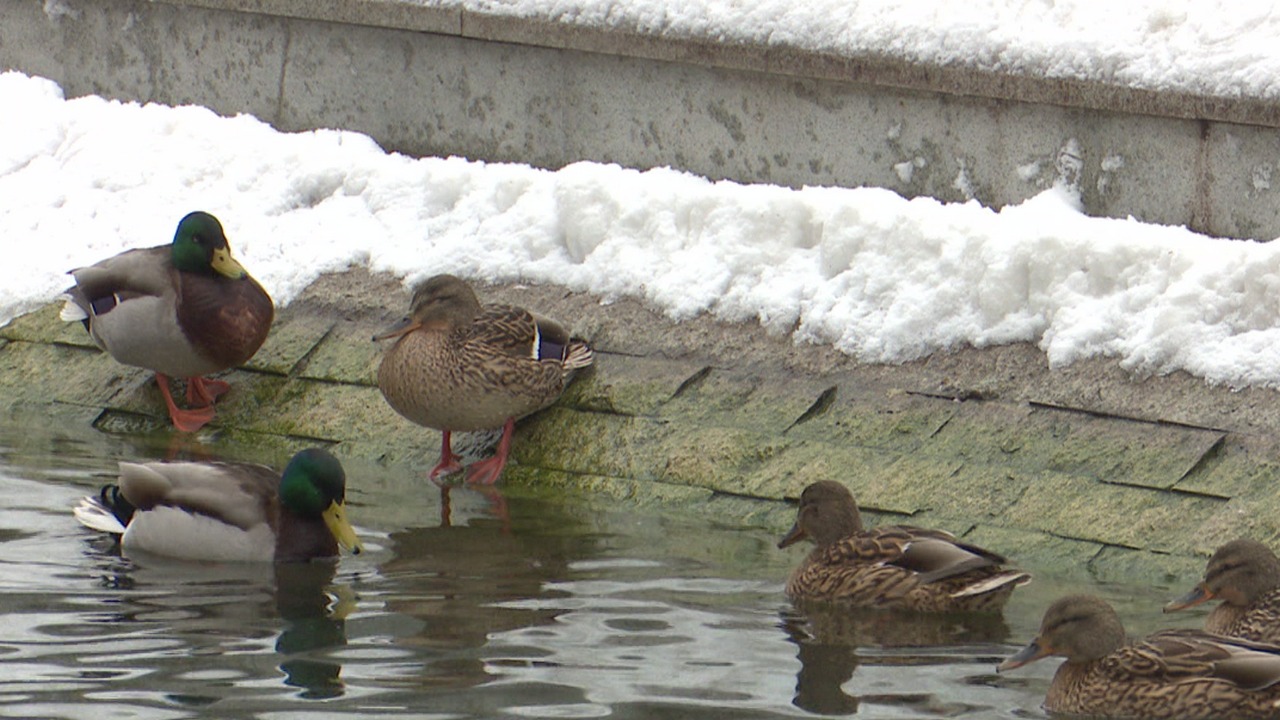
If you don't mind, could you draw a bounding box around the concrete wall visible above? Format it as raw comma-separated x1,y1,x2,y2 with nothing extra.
4,0,1280,240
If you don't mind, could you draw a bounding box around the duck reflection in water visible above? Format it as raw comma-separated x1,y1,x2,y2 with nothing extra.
274,561,352,699
378,489,593,691
438,479,510,530
780,602,1011,715
78,552,356,704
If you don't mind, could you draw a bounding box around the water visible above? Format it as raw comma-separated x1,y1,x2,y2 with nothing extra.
0,415,1204,719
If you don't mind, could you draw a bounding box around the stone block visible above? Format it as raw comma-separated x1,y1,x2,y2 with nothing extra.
0,303,93,347
559,353,705,416
960,524,1102,581
785,389,955,453
513,406,673,481
1006,471,1224,554
244,310,334,376
1088,545,1207,590
300,320,384,386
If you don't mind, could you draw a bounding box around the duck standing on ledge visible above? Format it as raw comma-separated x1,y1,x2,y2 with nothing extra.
777,480,1029,611
1000,594,1280,719
73,448,363,562
374,274,593,485
60,211,274,432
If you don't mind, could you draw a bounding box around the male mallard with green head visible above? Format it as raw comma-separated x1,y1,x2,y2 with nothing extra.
374,274,593,485
777,480,1029,612
1000,594,1280,719
61,211,274,432
73,448,362,562
1165,538,1280,643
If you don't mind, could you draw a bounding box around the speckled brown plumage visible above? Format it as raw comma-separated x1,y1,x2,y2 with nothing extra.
777,481,1029,612
1002,594,1280,719
375,274,592,484
1167,539,1280,644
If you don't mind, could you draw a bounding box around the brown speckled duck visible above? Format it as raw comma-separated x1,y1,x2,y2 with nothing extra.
1165,538,1280,643
60,211,273,432
777,481,1029,611
1000,594,1280,719
374,274,593,485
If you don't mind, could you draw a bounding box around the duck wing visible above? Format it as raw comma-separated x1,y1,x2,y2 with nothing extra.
837,525,1006,582
117,460,278,531
62,246,174,319
467,303,591,367
1109,630,1280,691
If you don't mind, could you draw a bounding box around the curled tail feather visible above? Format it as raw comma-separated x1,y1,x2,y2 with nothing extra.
563,340,594,372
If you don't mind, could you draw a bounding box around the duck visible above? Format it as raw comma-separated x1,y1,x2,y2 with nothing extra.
999,594,1280,719
373,274,593,485
1165,538,1280,643
60,211,274,432
776,480,1029,611
73,448,363,562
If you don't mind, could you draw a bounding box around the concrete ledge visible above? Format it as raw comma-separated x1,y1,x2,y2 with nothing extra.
5,269,1280,583
172,0,1280,128
5,0,1280,238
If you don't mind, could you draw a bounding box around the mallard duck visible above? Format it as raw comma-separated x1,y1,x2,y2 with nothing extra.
1165,538,1280,642
373,274,593,485
60,211,274,432
777,480,1029,611
73,448,362,562
999,594,1280,719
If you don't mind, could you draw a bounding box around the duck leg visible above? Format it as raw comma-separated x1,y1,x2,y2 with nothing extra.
429,430,464,480
186,376,232,407
155,373,215,432
464,417,514,485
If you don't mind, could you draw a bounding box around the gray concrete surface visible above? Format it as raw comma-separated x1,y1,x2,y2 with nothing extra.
4,0,1280,239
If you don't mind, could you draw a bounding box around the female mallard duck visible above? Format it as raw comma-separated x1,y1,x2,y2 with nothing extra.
60,211,274,432
73,448,362,562
777,480,1029,611
999,594,1280,719
1165,538,1280,642
373,274,593,485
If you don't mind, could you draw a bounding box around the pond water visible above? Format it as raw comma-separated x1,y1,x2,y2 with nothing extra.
0,414,1204,719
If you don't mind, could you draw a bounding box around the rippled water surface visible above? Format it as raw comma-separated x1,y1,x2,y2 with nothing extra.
0,415,1200,719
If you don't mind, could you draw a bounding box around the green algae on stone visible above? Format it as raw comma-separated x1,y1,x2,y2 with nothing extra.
1007,471,1224,555
873,460,1030,520
1172,439,1273,500
300,321,386,386
660,425,787,491
732,439,897,503
513,406,673,481
960,524,1103,581
1088,545,1206,588
0,341,126,411
784,390,955,452
243,311,335,376
558,353,706,417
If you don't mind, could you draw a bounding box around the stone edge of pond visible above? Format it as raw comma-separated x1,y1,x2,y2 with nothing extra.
5,268,1280,586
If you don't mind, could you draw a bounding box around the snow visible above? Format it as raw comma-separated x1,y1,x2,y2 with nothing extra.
4,70,1280,389
463,0,1280,101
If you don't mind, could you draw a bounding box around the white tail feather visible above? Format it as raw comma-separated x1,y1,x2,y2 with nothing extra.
59,295,88,322
950,571,1032,598
73,495,126,535
563,341,594,371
